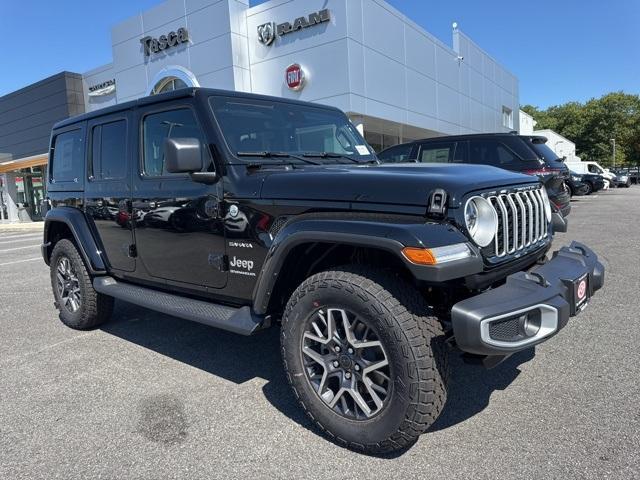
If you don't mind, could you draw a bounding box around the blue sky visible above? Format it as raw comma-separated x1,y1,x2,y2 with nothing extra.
0,0,638,107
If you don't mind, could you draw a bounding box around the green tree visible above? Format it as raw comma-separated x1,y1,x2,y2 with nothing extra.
524,92,640,167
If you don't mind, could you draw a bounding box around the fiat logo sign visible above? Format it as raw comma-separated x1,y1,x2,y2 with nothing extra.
285,64,305,91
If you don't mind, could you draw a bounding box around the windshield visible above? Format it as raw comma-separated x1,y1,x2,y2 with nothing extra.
587,163,604,174
209,96,375,162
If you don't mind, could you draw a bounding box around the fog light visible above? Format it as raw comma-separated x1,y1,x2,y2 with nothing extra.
522,311,542,337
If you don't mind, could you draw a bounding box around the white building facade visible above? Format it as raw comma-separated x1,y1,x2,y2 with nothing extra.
533,129,579,162
519,109,537,135
83,0,520,152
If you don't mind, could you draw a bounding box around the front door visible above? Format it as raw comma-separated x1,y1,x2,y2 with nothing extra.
84,112,136,272
131,104,227,289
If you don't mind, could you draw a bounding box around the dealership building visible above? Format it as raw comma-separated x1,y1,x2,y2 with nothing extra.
0,0,520,222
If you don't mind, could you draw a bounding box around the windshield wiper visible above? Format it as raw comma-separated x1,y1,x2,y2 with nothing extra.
236,151,322,165
303,152,378,165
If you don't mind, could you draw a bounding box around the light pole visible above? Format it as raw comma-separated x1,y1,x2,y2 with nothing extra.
610,138,616,168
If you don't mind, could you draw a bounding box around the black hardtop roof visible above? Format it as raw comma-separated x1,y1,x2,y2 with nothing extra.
53,87,344,130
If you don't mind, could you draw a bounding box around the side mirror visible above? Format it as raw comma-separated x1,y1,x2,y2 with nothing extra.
164,138,202,173
560,156,567,162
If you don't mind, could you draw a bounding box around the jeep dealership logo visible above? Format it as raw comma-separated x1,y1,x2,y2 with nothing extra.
140,27,189,56
257,9,330,46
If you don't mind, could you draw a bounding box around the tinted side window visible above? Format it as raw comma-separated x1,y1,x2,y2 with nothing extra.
142,108,210,176
468,140,521,168
379,143,414,163
503,137,537,161
91,120,127,180
418,142,456,163
51,129,84,183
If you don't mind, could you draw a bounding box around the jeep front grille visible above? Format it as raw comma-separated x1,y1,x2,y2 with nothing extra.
488,188,548,258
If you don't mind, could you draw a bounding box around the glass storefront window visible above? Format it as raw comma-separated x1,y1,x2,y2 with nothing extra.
364,132,400,154
13,166,46,221
0,177,7,221
365,132,383,153
151,77,189,95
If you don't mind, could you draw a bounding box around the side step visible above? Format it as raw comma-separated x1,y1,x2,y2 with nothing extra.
93,276,266,335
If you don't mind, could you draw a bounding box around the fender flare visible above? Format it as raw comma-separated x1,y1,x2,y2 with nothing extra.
251,218,482,315
43,207,107,274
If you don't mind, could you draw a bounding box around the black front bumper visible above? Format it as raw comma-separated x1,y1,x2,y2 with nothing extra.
451,241,604,356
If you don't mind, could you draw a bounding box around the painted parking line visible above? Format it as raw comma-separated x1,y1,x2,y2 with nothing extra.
0,237,43,245
0,257,42,267
0,245,40,253
0,233,42,240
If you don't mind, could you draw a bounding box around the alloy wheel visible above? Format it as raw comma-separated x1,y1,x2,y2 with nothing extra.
301,308,391,420
56,256,81,313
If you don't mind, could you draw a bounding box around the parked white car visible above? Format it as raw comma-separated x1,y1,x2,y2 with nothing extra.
565,161,614,189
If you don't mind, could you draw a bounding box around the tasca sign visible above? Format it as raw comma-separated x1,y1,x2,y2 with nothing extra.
257,9,330,46
140,27,189,56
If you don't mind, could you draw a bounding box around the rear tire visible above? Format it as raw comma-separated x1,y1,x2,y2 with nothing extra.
584,181,593,195
281,267,448,454
50,239,113,330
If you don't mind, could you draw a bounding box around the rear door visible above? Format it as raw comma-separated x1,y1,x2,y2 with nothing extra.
84,112,135,272
131,101,227,289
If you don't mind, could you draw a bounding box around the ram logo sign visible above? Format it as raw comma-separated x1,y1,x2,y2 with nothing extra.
257,22,276,46
257,9,331,46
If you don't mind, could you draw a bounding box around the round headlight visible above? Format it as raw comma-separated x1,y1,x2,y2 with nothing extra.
464,196,498,247
540,186,552,222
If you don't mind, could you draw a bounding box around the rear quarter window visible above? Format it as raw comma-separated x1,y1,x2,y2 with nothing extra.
468,140,519,168
50,129,84,185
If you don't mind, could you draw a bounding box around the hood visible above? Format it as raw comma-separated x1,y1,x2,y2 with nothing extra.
259,163,538,208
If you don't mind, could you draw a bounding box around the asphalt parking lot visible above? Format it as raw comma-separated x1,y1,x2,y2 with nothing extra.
1,188,639,479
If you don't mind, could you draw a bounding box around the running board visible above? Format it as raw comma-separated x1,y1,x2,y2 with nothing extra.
93,276,266,335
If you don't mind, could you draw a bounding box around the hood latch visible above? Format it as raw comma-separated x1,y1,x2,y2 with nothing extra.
428,188,448,216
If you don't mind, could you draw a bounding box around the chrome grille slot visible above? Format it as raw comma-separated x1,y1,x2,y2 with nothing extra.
524,192,534,246
487,187,548,259
528,191,539,241
495,196,509,256
514,192,527,248
506,194,519,252
534,189,547,237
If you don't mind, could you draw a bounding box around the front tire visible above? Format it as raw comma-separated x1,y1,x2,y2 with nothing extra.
50,239,114,330
281,267,448,454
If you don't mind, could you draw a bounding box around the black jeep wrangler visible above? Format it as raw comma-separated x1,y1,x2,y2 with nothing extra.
42,88,604,454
